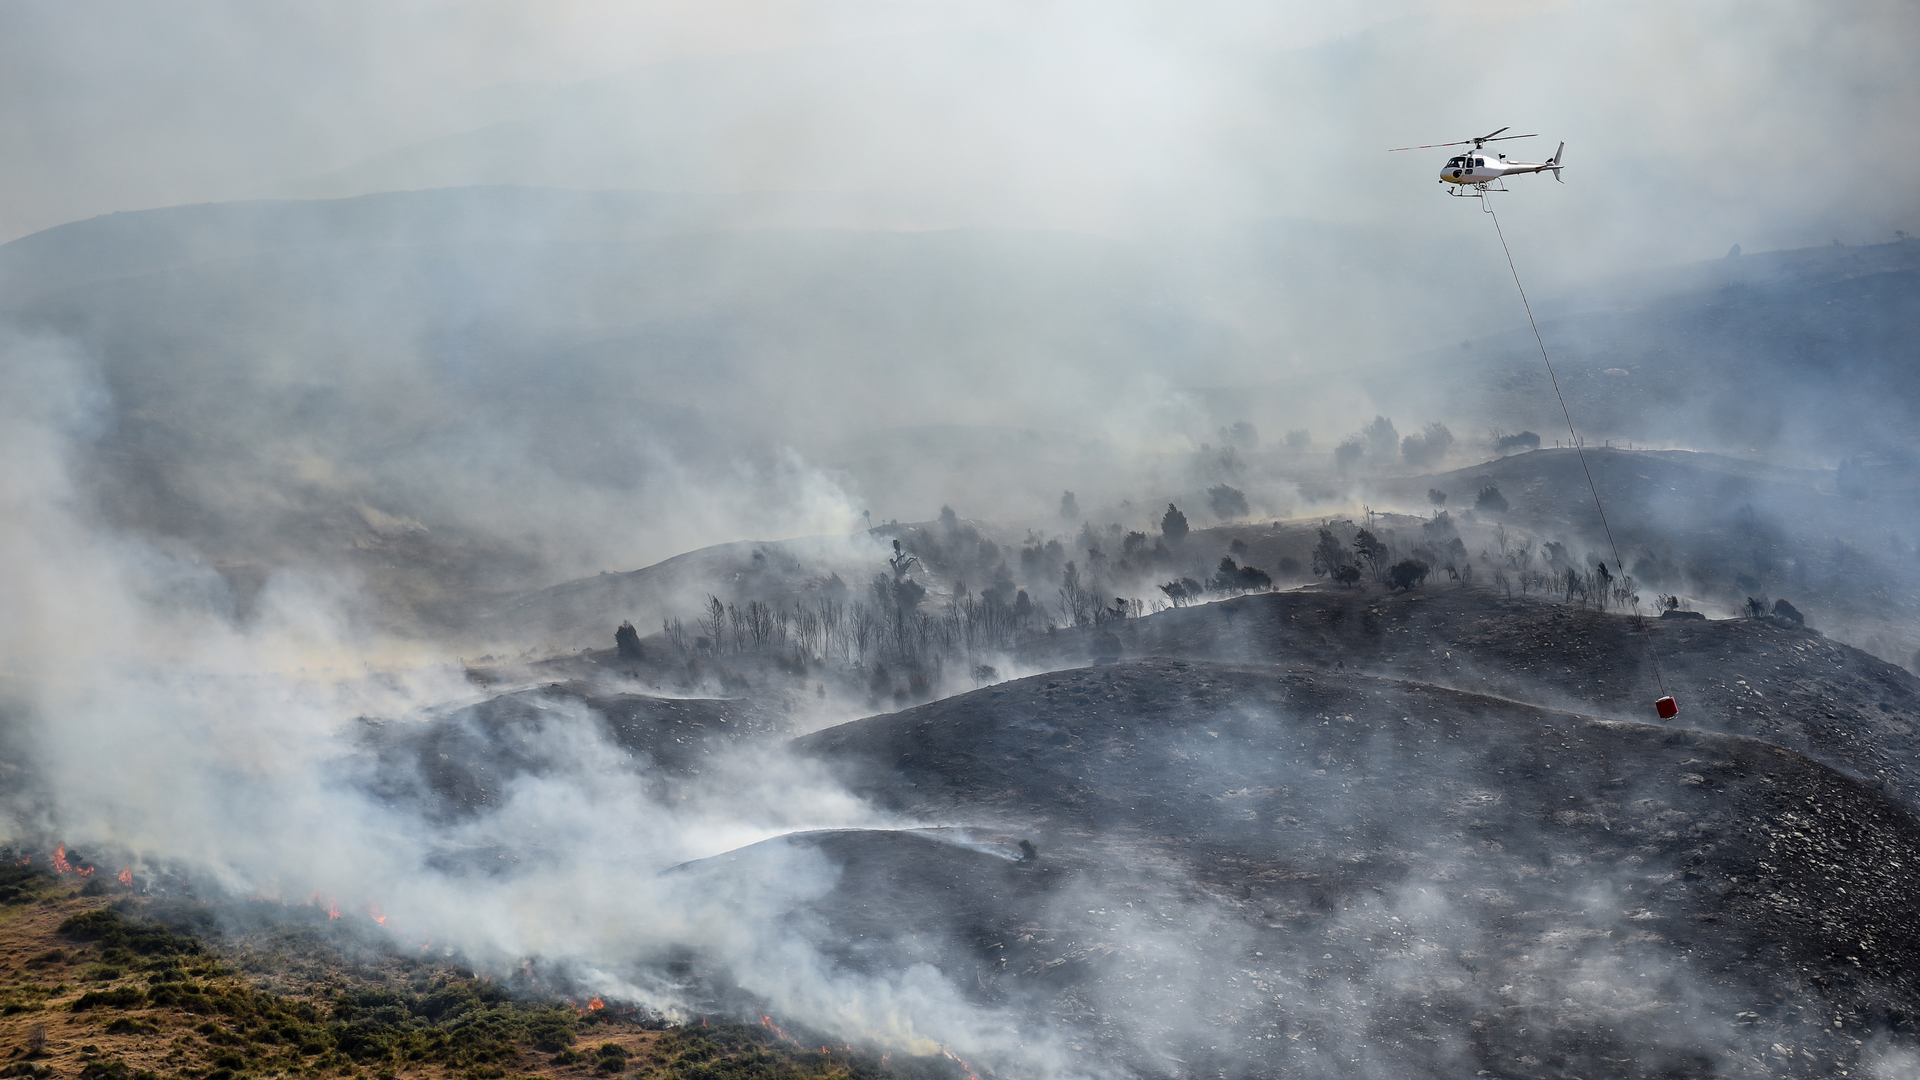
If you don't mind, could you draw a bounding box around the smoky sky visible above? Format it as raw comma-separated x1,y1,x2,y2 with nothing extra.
3,0,1916,257
3,7,1920,1071
1,0,1916,595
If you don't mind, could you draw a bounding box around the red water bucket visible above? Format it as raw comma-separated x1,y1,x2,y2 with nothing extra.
1655,696,1679,720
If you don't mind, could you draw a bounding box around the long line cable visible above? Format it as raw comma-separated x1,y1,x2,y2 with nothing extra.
1482,196,1669,700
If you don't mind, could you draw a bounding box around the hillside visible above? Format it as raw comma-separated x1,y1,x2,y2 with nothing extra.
3,188,1913,644
1373,447,1920,665
1029,584,1920,809
758,657,1920,1077
348,565,1920,1077
9,8,1920,1080
0,867,953,1080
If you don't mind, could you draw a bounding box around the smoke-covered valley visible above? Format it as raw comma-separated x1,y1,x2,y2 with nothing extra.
3,3,1920,1079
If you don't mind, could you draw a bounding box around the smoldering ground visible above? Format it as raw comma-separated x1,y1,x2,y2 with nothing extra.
4,3,1920,1076
0,328,1005,1058
774,658,1920,1077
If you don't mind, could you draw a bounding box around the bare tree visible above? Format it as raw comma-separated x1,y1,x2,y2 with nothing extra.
887,538,919,580
699,595,726,654
1059,561,1096,627
851,604,877,666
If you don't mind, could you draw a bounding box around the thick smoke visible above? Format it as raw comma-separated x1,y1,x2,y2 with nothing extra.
0,332,1072,1066
3,2,1919,1076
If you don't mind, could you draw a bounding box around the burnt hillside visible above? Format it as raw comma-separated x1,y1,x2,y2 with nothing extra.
753,658,1920,1078
1027,584,1920,810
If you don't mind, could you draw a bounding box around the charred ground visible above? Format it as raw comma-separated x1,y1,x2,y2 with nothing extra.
354,576,1920,1078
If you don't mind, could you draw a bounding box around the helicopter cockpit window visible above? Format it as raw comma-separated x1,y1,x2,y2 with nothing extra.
1475,157,1485,167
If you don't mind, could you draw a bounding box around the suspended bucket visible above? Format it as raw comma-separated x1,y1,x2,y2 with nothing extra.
1655,696,1679,720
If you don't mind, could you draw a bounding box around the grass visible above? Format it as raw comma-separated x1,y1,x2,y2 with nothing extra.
0,874,966,1080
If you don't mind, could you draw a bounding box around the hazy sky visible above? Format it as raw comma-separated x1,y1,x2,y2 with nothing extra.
1,0,1916,598
4,0,1915,257
0,0,1423,240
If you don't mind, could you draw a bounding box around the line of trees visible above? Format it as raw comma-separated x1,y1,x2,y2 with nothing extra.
1310,513,1472,590
656,510,1290,693
660,540,1167,697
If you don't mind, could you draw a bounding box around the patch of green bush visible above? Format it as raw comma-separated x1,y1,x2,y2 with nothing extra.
58,908,203,958
593,1042,629,1074
71,987,146,1011
0,862,55,904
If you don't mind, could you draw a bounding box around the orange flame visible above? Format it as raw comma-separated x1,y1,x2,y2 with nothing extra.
943,1049,982,1080
367,900,387,926
117,867,132,888
49,844,93,876
586,998,605,1012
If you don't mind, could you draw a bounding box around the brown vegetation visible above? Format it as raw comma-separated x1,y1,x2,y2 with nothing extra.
0,867,950,1080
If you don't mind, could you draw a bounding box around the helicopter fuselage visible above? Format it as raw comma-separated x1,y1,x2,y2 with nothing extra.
1440,143,1562,185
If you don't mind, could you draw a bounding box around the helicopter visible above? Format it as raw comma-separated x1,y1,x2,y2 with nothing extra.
1389,127,1563,195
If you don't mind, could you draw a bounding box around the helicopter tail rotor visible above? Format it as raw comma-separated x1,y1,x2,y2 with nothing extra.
1550,141,1565,182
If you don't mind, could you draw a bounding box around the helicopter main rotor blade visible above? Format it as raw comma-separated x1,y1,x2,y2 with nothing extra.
1477,126,1510,141
1483,132,1539,142
1387,139,1474,151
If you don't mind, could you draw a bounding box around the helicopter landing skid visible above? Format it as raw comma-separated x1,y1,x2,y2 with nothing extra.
1445,180,1509,198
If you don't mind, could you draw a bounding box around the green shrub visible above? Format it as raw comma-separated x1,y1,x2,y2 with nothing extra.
102,1017,159,1036
70,987,145,1011
593,1043,629,1074
58,909,202,957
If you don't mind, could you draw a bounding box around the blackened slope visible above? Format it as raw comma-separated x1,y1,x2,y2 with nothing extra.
1028,586,1920,809
668,828,1071,995
582,690,789,768
362,686,785,818
782,659,1920,1075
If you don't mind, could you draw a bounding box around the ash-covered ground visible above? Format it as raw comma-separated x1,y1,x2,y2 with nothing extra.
371,583,1920,1079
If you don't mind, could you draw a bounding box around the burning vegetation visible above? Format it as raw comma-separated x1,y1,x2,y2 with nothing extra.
0,857,961,1080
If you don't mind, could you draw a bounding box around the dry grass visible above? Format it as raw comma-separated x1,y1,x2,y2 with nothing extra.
0,864,955,1080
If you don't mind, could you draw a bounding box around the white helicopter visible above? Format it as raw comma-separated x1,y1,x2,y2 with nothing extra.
1389,127,1564,196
